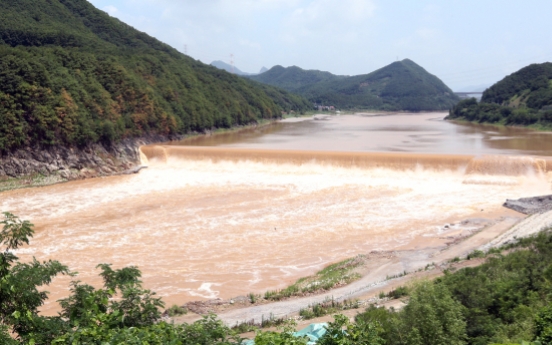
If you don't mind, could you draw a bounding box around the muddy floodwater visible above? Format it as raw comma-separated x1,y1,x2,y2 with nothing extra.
2,113,551,314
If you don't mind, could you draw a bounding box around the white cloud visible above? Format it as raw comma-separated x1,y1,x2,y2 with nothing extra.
87,0,552,89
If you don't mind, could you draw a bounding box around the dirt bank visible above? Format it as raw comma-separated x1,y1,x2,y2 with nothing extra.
172,210,542,326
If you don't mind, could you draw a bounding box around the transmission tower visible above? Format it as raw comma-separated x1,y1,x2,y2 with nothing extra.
184,44,188,55
230,53,234,74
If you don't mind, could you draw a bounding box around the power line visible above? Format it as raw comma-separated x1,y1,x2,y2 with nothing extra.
437,53,552,79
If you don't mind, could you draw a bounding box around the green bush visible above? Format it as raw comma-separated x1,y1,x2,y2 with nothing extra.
167,304,187,317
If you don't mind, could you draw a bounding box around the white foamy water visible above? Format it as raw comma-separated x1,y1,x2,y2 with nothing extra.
1,150,549,313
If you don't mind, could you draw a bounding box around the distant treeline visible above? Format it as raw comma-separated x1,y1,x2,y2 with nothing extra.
447,63,552,127
0,0,311,153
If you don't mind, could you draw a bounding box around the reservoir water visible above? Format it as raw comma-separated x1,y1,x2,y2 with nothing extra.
2,113,551,314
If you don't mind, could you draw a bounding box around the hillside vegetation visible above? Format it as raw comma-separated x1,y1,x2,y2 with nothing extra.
447,63,552,127
249,65,347,92
0,0,311,153
248,60,459,111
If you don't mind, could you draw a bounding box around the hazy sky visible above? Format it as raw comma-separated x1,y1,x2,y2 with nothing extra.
88,0,552,91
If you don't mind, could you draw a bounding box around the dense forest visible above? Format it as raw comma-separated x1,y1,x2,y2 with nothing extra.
248,65,348,92
248,59,460,111
447,63,552,127
3,211,552,344
0,0,311,153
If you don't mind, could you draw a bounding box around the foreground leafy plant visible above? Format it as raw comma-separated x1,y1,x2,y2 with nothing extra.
0,212,69,344
0,213,243,344
318,314,384,345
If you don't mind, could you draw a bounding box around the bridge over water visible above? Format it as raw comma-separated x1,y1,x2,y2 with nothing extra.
454,91,483,100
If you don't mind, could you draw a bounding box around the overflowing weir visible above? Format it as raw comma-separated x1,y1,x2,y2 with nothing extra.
141,145,552,177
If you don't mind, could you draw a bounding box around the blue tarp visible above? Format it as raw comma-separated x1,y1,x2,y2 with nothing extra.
293,323,328,344
242,323,328,345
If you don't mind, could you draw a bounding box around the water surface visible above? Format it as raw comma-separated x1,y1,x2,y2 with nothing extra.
173,113,552,156
2,112,551,315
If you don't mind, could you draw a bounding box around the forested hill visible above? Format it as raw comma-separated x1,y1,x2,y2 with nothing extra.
248,65,347,92
0,0,311,153
248,59,459,111
447,62,552,127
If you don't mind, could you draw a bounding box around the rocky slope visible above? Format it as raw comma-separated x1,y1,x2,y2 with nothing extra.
0,135,176,189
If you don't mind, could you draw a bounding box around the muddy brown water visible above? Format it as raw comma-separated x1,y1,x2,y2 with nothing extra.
1,113,551,315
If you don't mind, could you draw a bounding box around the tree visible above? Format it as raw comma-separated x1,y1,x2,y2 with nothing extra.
401,281,467,345
318,314,385,345
535,305,552,345
0,212,69,344
0,213,248,344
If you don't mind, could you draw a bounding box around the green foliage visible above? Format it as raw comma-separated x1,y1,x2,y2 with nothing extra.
317,314,385,345
254,320,309,345
0,212,70,344
0,0,311,154
481,63,552,105
355,231,552,345
401,281,467,345
249,65,347,92
167,304,188,317
386,286,409,299
535,305,552,345
467,250,485,260
264,255,365,301
249,59,459,111
249,292,259,304
53,314,243,345
447,63,552,128
0,213,248,344
299,298,360,320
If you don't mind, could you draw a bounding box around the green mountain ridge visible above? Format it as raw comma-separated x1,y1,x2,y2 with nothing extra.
250,65,347,92
249,60,460,111
0,0,311,153
447,62,552,126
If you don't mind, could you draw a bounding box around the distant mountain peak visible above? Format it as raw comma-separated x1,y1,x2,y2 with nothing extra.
248,60,458,111
210,60,271,76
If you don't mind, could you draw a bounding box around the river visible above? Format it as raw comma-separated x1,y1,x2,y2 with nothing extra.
1,112,550,314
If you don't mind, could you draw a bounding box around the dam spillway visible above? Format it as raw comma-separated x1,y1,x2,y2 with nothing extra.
2,113,551,314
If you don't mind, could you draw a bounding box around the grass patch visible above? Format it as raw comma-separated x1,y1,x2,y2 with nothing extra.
166,304,187,317
299,298,360,320
282,110,316,119
467,250,485,260
232,314,287,333
263,255,366,301
0,173,67,193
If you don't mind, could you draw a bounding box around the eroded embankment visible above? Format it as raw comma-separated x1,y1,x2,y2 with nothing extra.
0,135,179,191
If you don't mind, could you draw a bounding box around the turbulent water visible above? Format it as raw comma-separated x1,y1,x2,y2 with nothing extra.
1,113,551,314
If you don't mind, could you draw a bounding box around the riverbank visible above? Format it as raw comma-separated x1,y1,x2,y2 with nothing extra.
0,136,159,192
168,207,552,327
0,117,297,192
